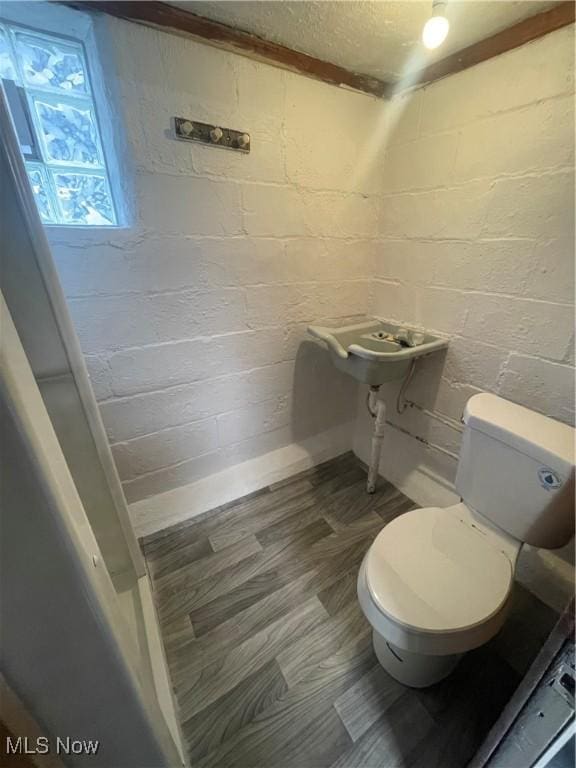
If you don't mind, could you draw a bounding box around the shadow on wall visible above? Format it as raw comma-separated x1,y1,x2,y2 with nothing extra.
289,338,359,443
354,346,457,493
399,349,448,414
386,344,450,468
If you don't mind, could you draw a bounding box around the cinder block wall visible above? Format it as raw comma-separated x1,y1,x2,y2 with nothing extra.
356,24,574,480
354,25,575,610
48,15,404,503
47,9,574,525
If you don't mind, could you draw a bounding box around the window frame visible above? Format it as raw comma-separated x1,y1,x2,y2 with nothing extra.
0,9,128,230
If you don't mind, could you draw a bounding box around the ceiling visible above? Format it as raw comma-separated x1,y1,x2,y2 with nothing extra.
173,1,557,82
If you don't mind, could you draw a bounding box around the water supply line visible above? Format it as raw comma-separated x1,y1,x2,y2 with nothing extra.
396,358,417,415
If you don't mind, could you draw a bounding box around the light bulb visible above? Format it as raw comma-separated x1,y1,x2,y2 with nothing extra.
422,14,449,49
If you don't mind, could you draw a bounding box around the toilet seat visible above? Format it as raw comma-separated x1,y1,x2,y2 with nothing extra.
358,505,515,656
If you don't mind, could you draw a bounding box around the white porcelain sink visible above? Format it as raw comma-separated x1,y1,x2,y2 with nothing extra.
308,319,448,385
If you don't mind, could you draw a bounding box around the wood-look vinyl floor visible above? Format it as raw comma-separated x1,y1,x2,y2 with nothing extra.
142,453,558,768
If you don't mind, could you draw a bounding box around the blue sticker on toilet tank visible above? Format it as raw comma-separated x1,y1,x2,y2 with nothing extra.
537,468,562,491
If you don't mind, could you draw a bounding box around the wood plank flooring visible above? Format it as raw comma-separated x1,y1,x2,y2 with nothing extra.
142,452,557,768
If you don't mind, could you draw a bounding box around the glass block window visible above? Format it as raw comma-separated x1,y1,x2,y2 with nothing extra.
1,23,117,226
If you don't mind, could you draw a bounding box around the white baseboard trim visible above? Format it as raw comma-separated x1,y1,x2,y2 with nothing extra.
130,421,355,539
388,463,460,509
353,427,459,510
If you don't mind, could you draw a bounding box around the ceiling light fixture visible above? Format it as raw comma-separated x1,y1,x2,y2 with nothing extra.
422,1,450,50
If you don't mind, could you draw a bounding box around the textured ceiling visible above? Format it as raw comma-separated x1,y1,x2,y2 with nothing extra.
173,1,557,81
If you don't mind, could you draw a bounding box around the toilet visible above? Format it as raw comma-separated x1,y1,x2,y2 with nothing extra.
357,393,575,688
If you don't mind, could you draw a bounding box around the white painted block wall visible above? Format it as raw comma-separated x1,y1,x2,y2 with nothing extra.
47,14,407,504
43,8,574,579
353,25,575,610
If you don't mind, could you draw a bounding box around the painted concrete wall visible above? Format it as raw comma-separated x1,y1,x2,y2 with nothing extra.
45,13,416,504
34,2,573,574
353,25,575,611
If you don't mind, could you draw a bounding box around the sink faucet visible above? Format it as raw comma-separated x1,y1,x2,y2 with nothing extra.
392,328,411,347
391,329,425,348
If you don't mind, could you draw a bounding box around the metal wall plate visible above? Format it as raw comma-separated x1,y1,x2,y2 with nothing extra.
551,662,575,708
174,117,250,153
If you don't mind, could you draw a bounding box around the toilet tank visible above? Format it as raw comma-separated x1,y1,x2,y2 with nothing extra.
456,394,575,549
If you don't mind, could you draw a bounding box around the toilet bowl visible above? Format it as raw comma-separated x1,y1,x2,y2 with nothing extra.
357,503,519,687
357,393,574,688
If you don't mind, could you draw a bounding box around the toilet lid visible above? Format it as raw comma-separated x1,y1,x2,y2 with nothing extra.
366,507,513,633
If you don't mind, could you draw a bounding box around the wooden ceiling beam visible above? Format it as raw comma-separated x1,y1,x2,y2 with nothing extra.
60,1,575,99
61,1,393,98
412,1,576,88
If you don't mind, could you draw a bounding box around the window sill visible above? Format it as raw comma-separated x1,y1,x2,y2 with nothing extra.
44,223,130,232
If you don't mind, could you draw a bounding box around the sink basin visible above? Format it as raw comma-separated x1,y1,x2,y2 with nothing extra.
308,319,448,385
